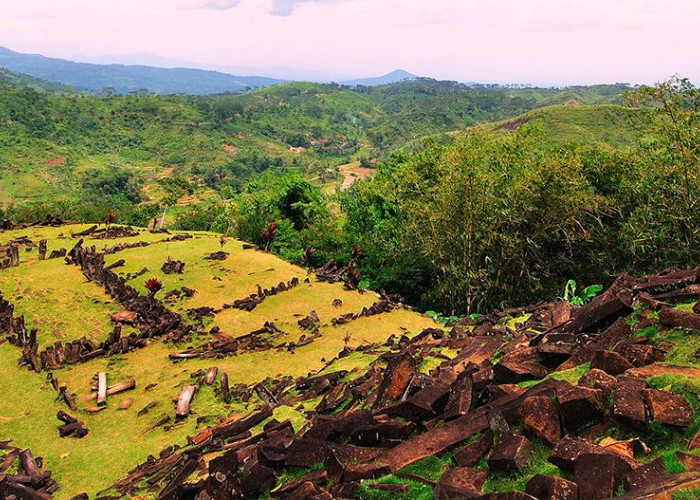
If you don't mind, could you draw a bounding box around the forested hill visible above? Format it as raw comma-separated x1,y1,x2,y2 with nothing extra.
0,46,284,94
0,73,633,211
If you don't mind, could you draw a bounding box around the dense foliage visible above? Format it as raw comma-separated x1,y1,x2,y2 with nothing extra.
2,71,697,314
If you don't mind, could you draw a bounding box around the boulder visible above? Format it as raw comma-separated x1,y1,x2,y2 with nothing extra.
614,343,665,367
623,457,669,491
590,350,634,375
453,431,494,468
488,432,533,472
642,388,693,427
573,452,632,499
556,381,604,430
548,436,601,472
525,474,578,500
111,311,138,325
577,368,617,400
518,395,561,445
613,377,648,429
434,467,488,500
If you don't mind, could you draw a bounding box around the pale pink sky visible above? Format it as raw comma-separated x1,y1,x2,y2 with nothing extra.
0,0,698,84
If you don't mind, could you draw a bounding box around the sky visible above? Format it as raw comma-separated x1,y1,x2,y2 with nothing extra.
0,0,698,85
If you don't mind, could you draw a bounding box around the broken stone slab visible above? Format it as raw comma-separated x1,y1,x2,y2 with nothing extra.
453,430,494,468
558,318,632,371
614,343,665,368
573,452,632,500
433,467,488,500
556,381,604,431
590,349,635,375
525,474,578,500
578,368,617,402
518,394,561,445
642,388,693,427
658,307,700,331
487,432,533,472
618,471,700,500
613,376,648,429
563,274,635,333
625,363,700,380
493,347,548,384
623,457,669,491
373,351,417,409
548,436,609,471
377,406,490,471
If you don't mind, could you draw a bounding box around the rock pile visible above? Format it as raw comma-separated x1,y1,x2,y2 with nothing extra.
107,266,700,499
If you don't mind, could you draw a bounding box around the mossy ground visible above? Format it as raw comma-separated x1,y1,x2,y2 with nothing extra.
0,224,437,499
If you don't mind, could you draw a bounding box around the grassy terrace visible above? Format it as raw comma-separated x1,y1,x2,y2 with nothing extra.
0,224,437,499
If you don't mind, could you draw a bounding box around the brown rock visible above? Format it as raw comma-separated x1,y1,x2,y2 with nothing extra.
578,368,617,401
494,347,548,384
623,457,669,491
573,452,632,499
434,467,488,500
590,350,634,375
472,365,494,390
117,398,134,410
518,395,561,445
690,428,700,451
476,493,539,500
488,432,533,472
548,436,601,471
525,474,578,500
111,311,137,325
556,381,604,430
617,471,700,500
642,388,693,427
453,431,494,468
564,275,634,333
658,307,700,331
613,376,648,429
676,451,700,472
614,343,665,367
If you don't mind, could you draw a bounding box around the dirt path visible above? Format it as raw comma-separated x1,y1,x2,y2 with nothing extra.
338,162,375,190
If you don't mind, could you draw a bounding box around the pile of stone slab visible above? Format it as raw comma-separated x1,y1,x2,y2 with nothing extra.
0,445,60,498
104,265,700,500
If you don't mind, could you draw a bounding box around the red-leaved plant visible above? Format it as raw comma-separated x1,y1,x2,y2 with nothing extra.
145,277,163,299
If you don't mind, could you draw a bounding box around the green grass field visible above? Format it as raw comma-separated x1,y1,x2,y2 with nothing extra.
0,224,437,499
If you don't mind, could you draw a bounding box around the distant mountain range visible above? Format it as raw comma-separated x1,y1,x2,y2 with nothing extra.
0,46,421,95
341,69,418,86
0,46,284,94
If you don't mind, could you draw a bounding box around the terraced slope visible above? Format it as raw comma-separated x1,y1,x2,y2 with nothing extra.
0,223,436,498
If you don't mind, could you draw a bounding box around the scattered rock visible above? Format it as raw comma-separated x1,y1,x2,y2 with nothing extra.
488,432,533,472
525,474,578,500
642,388,693,427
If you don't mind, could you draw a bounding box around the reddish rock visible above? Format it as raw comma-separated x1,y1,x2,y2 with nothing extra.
518,395,561,445
613,377,648,429
434,467,488,500
642,388,693,427
558,318,632,370
556,381,604,430
614,343,665,367
548,436,601,471
494,348,548,384
577,368,617,401
590,350,634,375
488,432,534,472
564,275,634,333
658,307,700,331
374,351,416,408
690,428,700,451
472,365,495,390
442,372,473,421
573,452,632,500
453,431,494,468
525,474,578,500
676,451,700,472
623,457,669,491
111,311,137,324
